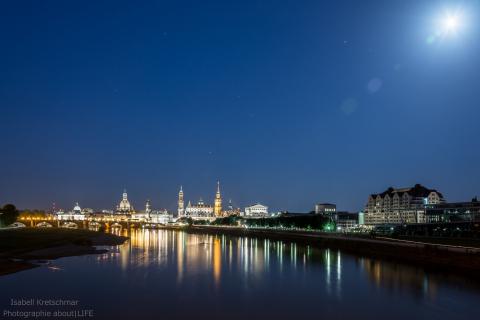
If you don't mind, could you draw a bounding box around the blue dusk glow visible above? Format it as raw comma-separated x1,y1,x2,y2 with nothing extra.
0,0,479,212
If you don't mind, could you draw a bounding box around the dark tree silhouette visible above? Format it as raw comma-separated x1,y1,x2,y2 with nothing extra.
0,204,20,227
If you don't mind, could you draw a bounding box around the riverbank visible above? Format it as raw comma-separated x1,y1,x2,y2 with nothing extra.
169,225,480,276
0,228,128,276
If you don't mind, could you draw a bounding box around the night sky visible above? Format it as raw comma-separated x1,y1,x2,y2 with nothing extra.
1,0,479,213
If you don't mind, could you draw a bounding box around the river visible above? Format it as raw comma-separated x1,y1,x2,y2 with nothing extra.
0,229,478,319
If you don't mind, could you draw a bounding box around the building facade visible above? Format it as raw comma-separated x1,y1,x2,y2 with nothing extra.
178,183,222,221
185,199,214,220
334,212,359,230
425,197,480,223
315,203,336,215
130,200,173,224
243,204,269,218
56,202,86,221
364,184,445,225
222,199,241,216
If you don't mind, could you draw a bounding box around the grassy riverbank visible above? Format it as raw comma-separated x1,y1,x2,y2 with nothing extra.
0,228,128,276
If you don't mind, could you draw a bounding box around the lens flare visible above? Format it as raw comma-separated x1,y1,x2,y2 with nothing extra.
442,12,462,34
427,8,468,45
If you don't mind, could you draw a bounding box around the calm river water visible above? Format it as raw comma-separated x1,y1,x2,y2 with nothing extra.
1,229,479,320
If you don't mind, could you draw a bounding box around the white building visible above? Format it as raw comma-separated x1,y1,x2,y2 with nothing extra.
184,199,215,221
149,211,174,224
57,203,86,221
131,200,173,224
243,204,269,218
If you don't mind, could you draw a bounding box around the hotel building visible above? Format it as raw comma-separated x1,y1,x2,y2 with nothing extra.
364,184,444,225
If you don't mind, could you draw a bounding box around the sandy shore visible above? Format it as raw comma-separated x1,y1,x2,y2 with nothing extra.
0,229,128,276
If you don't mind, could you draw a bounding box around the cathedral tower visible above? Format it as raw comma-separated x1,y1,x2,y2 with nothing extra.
178,186,184,217
145,199,151,219
214,181,222,217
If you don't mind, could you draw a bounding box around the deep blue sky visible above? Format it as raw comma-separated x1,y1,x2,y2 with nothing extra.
1,0,479,212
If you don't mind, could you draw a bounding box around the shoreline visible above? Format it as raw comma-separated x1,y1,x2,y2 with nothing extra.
0,229,128,276
166,225,480,276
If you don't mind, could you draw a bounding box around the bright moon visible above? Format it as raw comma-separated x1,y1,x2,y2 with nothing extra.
442,13,461,34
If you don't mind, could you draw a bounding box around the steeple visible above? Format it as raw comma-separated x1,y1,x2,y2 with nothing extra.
178,185,185,217
214,181,222,217
145,199,151,219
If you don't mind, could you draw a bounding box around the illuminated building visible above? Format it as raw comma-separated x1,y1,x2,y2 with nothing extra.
222,199,241,217
315,203,336,215
364,184,444,225
185,198,214,220
116,189,135,214
131,200,173,224
243,204,269,218
56,202,86,221
178,182,223,221
214,181,222,217
425,197,480,223
334,212,359,230
178,186,184,217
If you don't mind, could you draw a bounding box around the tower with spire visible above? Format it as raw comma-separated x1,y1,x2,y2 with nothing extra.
178,186,184,217
214,181,222,217
145,199,151,219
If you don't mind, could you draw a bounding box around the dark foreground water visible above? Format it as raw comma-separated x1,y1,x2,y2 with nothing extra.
1,229,479,320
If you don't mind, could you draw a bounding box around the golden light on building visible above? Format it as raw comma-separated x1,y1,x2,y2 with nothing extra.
214,181,222,217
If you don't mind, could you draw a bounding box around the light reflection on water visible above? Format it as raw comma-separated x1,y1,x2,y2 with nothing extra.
1,229,479,320
104,229,477,300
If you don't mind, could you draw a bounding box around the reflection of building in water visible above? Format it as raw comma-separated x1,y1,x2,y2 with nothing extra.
109,230,318,289
213,238,221,286
359,257,438,299
179,182,223,220
323,249,342,298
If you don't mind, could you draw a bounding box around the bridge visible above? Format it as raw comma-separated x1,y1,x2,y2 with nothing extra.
18,216,174,230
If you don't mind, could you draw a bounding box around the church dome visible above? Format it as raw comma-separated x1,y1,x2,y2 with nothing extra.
117,190,133,213
73,203,81,212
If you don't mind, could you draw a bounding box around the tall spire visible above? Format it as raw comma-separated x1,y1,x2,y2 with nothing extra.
214,181,222,217
178,185,185,217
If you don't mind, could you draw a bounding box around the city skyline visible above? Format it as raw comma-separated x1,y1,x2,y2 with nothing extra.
1,1,479,212
11,180,477,215
1,2,480,319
